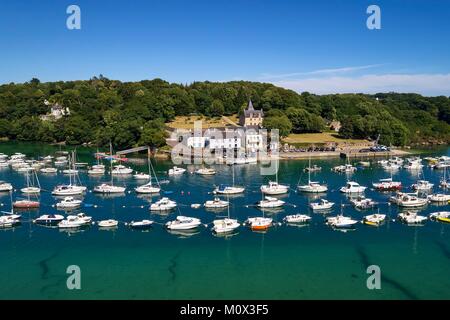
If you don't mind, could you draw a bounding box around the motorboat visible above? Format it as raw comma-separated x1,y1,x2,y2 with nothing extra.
195,168,216,175
326,215,358,228
168,166,186,175
257,196,285,208
427,193,450,203
135,182,161,194
389,192,428,207
398,211,427,225
340,181,366,194
150,197,177,211
214,184,245,195
53,184,86,195
429,211,450,223
332,164,357,173
62,169,79,174
212,218,240,234
362,213,387,226
166,216,202,230
310,199,335,211
133,172,150,180
0,181,13,192
260,181,289,195
372,178,401,191
382,163,401,171
128,220,154,230
204,197,229,209
283,214,311,224
88,168,105,175
40,167,58,173
58,213,92,229
34,214,64,226
298,181,328,193
404,160,423,170
350,196,377,209
411,180,434,192
56,196,82,209
191,203,201,209
98,219,119,228
246,217,273,231
93,183,126,194
304,165,322,172
0,215,21,228
111,165,133,175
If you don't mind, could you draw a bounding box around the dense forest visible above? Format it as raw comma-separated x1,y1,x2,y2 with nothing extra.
0,76,449,149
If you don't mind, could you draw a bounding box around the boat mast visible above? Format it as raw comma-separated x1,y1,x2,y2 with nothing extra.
308,156,311,184
110,142,114,186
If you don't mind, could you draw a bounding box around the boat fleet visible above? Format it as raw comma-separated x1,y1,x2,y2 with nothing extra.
1,150,450,234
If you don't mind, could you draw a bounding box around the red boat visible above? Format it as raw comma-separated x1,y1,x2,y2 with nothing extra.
13,200,40,208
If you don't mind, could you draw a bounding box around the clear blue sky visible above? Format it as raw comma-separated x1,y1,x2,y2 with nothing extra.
1,0,449,95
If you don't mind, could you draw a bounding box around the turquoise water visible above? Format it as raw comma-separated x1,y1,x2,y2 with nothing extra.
0,142,449,299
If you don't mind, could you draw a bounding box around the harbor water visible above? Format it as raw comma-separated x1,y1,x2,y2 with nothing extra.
0,142,449,299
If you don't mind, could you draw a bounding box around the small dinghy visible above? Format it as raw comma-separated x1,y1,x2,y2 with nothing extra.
168,166,186,176
398,211,428,225
256,196,285,208
98,219,119,228
362,213,387,226
283,214,311,224
128,220,154,230
204,197,229,209
429,211,450,223
133,172,150,180
309,199,334,211
427,193,450,203
246,217,273,231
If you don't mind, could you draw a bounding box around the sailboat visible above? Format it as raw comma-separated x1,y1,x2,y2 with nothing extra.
88,149,106,175
212,195,240,234
52,151,87,196
94,143,126,194
260,159,289,195
20,170,41,194
411,169,434,192
135,150,161,194
213,164,245,194
440,167,449,188
298,158,327,193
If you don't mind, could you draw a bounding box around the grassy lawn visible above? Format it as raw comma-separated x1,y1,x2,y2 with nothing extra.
283,132,369,145
166,115,239,130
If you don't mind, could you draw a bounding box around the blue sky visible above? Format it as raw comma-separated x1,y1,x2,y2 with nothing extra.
0,0,449,95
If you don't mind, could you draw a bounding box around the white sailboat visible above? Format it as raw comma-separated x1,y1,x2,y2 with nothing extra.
135,152,161,194
94,144,126,194
213,164,245,194
298,157,327,193
20,170,41,194
212,195,240,234
52,151,87,196
261,159,289,195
